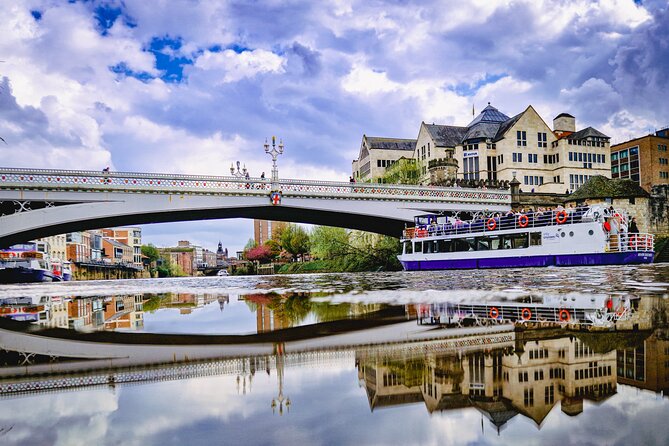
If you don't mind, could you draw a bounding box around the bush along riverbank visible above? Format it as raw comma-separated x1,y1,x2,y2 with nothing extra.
277,230,402,274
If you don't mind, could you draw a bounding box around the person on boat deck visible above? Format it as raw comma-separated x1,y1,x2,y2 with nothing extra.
261,172,265,179
629,217,639,234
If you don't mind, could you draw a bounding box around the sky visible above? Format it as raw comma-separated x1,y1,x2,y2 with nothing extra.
1,0,668,254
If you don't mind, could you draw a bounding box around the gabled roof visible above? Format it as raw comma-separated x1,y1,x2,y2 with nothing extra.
493,112,523,142
424,123,467,147
568,127,609,140
567,175,649,201
364,136,416,151
467,103,510,127
464,122,501,141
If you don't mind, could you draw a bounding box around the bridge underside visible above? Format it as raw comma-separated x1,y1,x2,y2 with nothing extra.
0,205,409,247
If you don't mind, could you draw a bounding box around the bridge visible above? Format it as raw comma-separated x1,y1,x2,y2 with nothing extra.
0,167,510,247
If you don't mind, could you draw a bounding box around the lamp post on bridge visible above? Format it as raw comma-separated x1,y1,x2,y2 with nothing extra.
264,136,284,185
230,161,248,179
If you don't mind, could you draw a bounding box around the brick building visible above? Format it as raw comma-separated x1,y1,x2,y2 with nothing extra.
610,128,669,192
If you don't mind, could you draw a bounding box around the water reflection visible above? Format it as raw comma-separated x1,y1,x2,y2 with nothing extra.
1,267,669,444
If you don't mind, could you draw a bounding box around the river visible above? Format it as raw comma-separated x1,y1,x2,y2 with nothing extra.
1,265,669,445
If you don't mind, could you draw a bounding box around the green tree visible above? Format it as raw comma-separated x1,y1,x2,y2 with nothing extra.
281,224,310,261
380,157,420,185
141,244,161,263
309,226,350,260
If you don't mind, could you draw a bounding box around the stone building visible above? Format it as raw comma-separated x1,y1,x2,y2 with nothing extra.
352,135,417,182
564,176,654,233
414,122,465,185
610,127,669,192
451,104,611,193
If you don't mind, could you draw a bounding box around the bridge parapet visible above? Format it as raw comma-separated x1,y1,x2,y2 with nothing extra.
0,167,510,206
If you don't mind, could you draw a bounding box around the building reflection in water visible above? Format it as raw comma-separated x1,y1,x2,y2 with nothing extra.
357,332,619,431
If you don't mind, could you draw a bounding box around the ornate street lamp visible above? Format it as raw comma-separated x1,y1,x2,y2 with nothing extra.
230,160,248,179
264,136,284,182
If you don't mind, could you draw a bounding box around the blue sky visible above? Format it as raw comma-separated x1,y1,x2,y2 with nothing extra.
1,0,668,253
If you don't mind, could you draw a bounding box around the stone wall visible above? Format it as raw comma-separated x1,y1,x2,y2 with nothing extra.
650,185,669,236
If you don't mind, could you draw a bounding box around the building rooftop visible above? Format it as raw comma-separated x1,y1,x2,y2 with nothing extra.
568,126,610,140
467,103,511,127
364,136,417,151
424,124,468,147
567,175,649,201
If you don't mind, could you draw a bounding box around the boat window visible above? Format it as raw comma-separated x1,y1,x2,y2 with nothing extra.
476,237,491,250
423,241,438,254
414,241,422,253
489,236,501,250
438,239,451,253
404,241,413,254
508,233,529,249
530,233,542,246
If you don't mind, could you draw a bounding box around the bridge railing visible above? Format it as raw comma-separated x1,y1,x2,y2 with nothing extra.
0,167,510,204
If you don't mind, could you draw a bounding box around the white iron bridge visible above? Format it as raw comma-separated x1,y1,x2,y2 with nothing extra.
0,167,510,247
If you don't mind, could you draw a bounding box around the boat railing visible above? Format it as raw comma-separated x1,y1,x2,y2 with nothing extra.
607,233,654,252
417,302,631,327
405,208,589,239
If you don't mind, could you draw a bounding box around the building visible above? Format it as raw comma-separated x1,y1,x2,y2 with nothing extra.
450,104,611,193
102,237,134,264
610,128,669,192
160,248,194,276
66,231,92,263
254,220,287,246
101,227,143,268
414,122,465,184
37,234,67,261
216,241,229,266
203,249,217,267
352,135,417,182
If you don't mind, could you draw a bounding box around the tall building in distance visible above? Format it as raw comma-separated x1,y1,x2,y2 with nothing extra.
254,220,287,246
610,127,669,192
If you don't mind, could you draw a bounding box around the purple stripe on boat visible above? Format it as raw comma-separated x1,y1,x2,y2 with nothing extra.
400,252,654,271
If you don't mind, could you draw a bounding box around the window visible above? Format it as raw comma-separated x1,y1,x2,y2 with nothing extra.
463,156,479,180
611,152,618,161
620,149,629,158
524,388,534,407
528,153,538,163
660,158,668,165
545,385,555,405
659,144,668,152
661,172,669,179
427,143,430,158
517,130,527,146
538,132,547,148
512,153,523,163
498,154,504,164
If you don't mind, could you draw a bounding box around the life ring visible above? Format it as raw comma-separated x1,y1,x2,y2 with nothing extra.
556,210,567,224
521,308,532,321
616,306,626,317
558,309,570,322
489,307,499,319
486,218,497,231
518,214,529,228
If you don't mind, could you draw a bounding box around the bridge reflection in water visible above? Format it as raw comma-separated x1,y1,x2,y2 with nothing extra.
1,316,664,431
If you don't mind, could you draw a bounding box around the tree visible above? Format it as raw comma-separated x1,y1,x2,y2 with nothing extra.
309,226,350,260
281,224,310,261
245,244,273,263
141,244,160,263
380,157,420,185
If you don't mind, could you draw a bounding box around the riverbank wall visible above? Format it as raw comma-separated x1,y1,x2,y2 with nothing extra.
71,263,150,280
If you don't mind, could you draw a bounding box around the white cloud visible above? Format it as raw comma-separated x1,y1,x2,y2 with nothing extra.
194,49,286,84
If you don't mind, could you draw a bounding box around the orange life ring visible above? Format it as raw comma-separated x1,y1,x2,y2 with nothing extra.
521,308,532,321
518,214,529,228
556,210,567,224
616,306,626,316
489,307,499,319
558,309,570,322
486,218,497,231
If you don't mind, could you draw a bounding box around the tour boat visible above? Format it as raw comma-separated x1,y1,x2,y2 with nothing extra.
398,205,654,270
0,243,56,283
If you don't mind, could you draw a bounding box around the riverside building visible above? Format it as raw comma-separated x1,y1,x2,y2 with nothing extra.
610,127,669,192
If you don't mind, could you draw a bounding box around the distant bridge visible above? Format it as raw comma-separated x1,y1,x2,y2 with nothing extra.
0,167,510,246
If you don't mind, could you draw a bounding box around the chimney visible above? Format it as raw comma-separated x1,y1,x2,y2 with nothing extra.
553,113,576,133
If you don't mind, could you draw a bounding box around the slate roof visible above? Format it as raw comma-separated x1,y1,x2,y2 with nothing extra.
567,175,649,201
467,104,510,127
364,136,416,151
555,112,575,119
424,124,468,147
568,126,610,140
463,122,501,141
493,112,523,142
